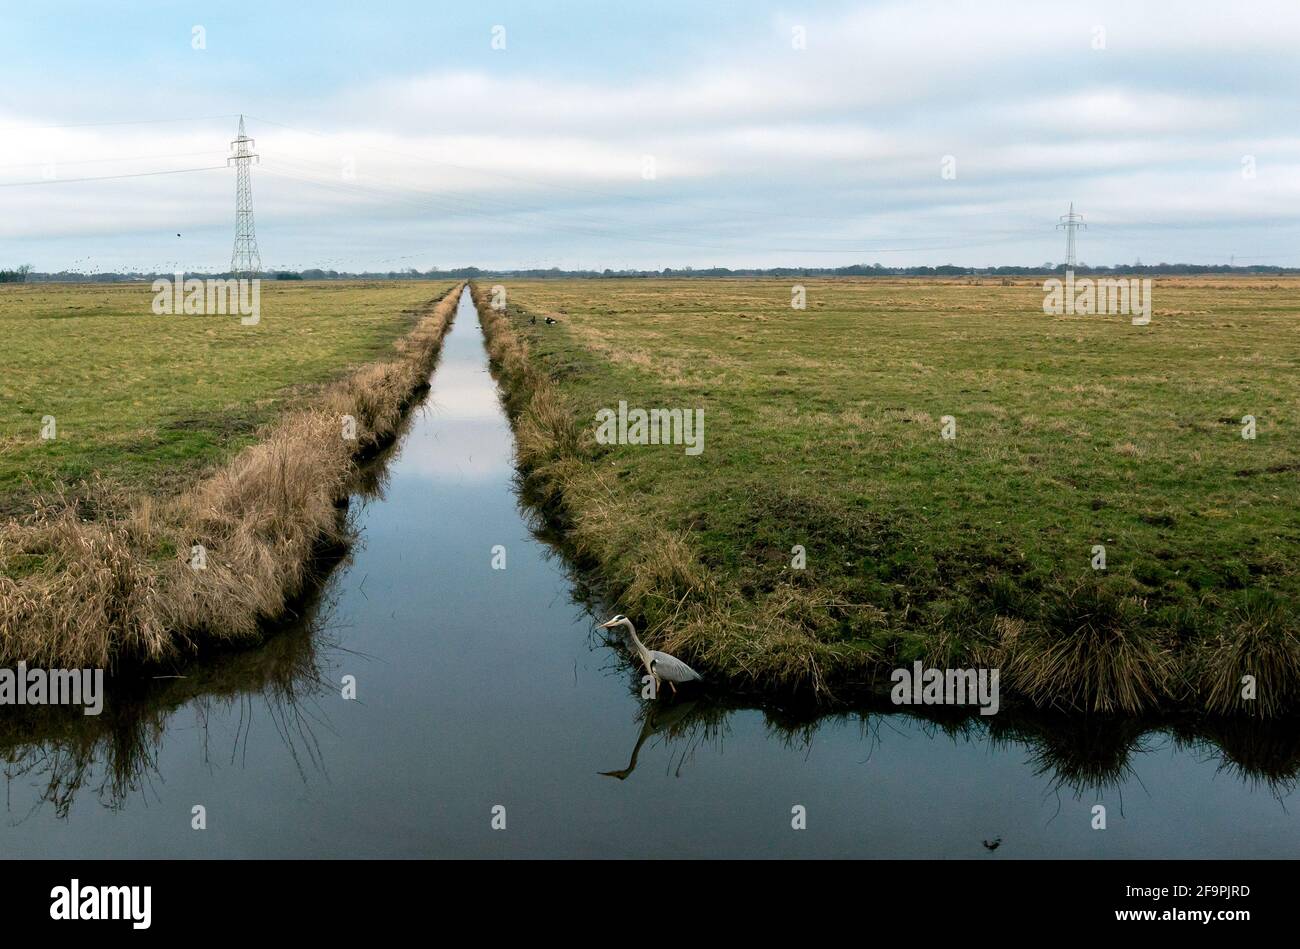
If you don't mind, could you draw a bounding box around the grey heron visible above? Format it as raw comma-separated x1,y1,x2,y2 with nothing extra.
598,614,702,695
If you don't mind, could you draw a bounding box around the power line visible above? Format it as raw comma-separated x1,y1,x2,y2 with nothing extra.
243,113,901,228
0,150,226,171
12,110,1292,270
0,165,227,187
257,164,1034,257
257,151,1052,253
0,114,240,132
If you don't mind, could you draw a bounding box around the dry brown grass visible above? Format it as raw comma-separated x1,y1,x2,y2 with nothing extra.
0,284,463,669
997,579,1175,714
1194,593,1300,718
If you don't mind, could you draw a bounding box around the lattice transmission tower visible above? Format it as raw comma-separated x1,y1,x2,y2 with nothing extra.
1057,202,1085,270
229,115,261,276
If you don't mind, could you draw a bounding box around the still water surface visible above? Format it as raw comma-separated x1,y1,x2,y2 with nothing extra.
5,289,1299,858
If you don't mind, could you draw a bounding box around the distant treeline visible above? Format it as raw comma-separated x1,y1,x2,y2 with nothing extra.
17,262,1300,283
455,263,1299,278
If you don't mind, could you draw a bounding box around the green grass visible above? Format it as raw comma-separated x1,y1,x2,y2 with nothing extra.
0,280,450,514
490,276,1300,713
0,284,462,668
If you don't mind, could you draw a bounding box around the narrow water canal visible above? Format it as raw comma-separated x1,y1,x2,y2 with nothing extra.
6,288,1299,858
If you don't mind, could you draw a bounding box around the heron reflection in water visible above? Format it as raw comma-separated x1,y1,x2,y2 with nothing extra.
600,699,701,780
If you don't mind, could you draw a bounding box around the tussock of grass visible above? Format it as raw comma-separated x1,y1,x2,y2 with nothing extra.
1000,578,1174,714
0,284,463,668
1194,591,1300,718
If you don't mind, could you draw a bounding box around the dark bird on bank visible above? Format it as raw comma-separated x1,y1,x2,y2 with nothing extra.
529,314,536,325
983,837,1002,851
544,316,558,324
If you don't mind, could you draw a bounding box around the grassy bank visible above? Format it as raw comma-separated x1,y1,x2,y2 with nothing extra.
0,280,452,516
0,282,463,668
473,277,1300,716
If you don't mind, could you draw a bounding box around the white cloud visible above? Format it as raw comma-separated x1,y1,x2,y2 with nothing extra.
2,0,1299,268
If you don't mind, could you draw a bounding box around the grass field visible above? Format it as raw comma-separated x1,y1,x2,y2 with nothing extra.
0,281,460,668
481,277,1300,715
0,281,450,515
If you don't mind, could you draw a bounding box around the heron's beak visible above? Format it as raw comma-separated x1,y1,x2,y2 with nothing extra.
597,618,619,629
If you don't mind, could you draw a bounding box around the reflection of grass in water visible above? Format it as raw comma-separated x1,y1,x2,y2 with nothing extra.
1173,718,1300,798
596,624,1300,798
986,713,1154,797
0,549,347,818
988,711,1300,799
349,387,434,504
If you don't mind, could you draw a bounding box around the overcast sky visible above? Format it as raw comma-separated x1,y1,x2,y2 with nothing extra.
2,0,1298,272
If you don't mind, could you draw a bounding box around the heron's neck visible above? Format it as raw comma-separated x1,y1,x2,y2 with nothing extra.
620,619,650,664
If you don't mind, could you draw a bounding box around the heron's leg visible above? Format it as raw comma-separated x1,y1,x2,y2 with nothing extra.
668,680,677,695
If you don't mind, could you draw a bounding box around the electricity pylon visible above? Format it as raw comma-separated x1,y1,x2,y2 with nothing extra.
229,115,261,276
1057,202,1085,270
